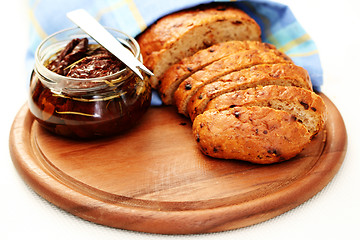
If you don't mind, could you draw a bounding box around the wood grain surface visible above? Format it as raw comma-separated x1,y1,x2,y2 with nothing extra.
9,93,347,234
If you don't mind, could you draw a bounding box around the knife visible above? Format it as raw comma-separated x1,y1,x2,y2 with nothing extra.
66,9,153,80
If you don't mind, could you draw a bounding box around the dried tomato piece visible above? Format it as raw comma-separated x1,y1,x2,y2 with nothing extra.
66,53,124,78
47,38,89,75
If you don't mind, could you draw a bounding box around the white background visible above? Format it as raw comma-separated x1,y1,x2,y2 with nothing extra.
1,0,360,239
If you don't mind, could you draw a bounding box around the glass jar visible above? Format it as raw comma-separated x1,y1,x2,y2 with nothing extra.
29,27,151,139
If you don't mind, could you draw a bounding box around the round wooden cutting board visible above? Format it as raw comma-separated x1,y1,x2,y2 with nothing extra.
9,93,347,234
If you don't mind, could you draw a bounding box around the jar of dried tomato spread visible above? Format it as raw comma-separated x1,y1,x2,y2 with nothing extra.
29,27,151,139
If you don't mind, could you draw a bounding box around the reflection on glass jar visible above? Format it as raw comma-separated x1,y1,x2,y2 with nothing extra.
29,27,151,139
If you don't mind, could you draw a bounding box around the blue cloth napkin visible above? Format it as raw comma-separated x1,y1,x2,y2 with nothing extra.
27,0,323,105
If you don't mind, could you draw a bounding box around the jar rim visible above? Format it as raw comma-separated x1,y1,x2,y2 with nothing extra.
35,26,141,84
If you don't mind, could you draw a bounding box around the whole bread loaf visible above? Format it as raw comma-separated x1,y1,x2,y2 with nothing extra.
138,5,261,88
159,41,277,105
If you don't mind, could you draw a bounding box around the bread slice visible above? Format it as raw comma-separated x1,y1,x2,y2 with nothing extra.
205,85,326,136
187,63,312,121
159,41,277,105
193,106,312,164
174,49,293,116
137,5,262,88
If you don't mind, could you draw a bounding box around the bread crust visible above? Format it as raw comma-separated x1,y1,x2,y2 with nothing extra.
159,41,277,105
187,63,312,120
205,85,326,136
174,49,292,116
193,106,312,164
138,5,261,88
